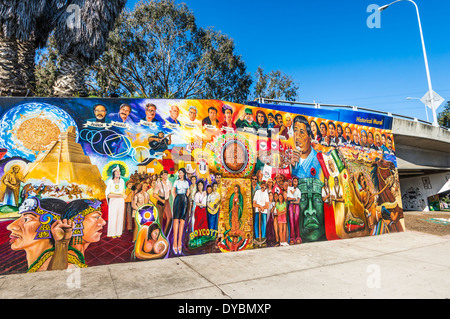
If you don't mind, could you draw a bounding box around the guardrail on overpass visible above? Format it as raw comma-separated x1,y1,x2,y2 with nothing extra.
254,97,449,129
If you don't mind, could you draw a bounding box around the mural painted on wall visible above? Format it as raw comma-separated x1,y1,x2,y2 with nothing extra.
0,98,404,274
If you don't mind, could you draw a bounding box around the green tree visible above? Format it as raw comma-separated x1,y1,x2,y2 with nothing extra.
0,0,125,97
88,0,252,102
35,35,60,97
252,66,299,101
34,0,300,102
438,101,450,128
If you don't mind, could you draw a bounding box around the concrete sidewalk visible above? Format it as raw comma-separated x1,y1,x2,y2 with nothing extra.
1,230,449,299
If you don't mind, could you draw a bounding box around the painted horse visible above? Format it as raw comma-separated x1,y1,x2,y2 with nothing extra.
370,157,404,232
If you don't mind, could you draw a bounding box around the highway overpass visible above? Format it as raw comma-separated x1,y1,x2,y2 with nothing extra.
392,117,450,176
392,117,450,211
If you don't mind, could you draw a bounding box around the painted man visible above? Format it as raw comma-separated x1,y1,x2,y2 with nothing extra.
290,115,322,179
253,181,270,245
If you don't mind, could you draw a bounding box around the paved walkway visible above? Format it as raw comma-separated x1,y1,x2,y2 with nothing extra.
0,230,449,299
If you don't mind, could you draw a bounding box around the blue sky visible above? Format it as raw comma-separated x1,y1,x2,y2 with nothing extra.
125,0,450,121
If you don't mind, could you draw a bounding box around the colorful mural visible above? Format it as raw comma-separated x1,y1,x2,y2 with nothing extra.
0,98,404,274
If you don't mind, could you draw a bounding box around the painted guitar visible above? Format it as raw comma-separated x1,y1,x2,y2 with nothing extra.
148,133,173,151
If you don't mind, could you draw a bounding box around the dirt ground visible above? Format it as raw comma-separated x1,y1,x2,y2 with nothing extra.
403,210,450,237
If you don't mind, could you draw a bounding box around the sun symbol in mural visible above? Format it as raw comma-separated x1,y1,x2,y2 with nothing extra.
0,103,78,161
15,115,61,152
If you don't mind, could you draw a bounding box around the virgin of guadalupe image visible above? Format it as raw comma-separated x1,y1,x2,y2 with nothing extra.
217,184,249,252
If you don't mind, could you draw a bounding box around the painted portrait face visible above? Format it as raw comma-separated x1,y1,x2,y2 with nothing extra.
189,107,197,121
293,121,311,156
328,124,335,137
375,134,381,146
275,114,283,125
345,126,352,139
119,105,131,121
361,131,368,144
94,105,107,120
251,175,257,186
311,122,318,137
352,129,359,143
209,108,217,121
320,123,327,136
113,168,121,178
146,105,156,121
387,137,393,149
256,112,265,125
368,132,374,145
170,105,179,119
224,109,233,122
82,211,106,244
299,192,325,242
285,117,292,128
151,228,160,241
7,212,42,251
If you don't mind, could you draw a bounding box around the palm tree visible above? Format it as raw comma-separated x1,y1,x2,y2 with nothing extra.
52,0,126,97
0,0,126,97
0,0,54,96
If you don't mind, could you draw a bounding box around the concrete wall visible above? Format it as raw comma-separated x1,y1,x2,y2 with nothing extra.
393,118,450,170
400,171,450,211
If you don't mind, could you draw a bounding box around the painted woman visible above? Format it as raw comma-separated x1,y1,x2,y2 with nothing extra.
309,120,322,144
134,221,169,260
105,165,126,238
171,168,190,255
192,180,208,234
218,184,247,252
276,192,288,246
349,172,378,235
228,184,244,237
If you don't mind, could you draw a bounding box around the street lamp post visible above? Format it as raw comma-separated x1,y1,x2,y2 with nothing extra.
379,0,439,127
